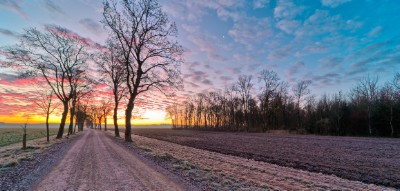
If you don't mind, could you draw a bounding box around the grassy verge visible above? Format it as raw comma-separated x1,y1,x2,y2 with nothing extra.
0,128,58,147
0,131,76,171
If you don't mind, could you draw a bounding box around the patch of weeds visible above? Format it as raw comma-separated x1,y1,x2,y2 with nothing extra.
180,160,198,170
260,184,271,190
18,156,33,162
159,153,176,161
25,146,38,150
139,147,152,152
1,160,18,168
171,159,199,171
188,169,201,181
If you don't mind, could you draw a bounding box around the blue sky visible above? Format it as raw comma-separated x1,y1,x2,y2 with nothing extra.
1,0,400,100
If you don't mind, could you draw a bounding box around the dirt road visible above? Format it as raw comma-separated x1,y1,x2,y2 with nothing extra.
33,129,185,191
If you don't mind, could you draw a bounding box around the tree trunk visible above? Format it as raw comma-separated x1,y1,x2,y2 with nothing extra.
56,101,69,139
125,97,134,142
46,111,50,142
113,101,120,137
68,99,77,135
368,106,372,135
98,117,102,130
104,115,107,131
22,123,27,149
390,106,394,137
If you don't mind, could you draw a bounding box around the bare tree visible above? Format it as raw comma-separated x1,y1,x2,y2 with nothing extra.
394,72,400,92
259,70,280,131
68,80,93,136
33,88,59,142
235,75,253,131
380,83,396,136
100,100,113,131
75,99,89,132
292,80,311,130
166,104,178,128
352,76,379,135
102,0,183,141
96,40,126,137
4,26,90,139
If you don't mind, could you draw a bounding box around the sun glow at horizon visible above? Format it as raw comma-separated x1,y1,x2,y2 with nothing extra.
0,109,171,125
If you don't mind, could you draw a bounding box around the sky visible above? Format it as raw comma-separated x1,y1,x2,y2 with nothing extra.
0,0,400,124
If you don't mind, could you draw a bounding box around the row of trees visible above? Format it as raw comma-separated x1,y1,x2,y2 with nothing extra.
2,0,182,142
167,71,400,137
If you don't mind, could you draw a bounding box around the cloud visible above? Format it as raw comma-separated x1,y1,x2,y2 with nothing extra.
253,0,269,9
0,76,46,88
274,0,305,20
185,81,200,88
79,18,102,33
276,19,301,34
268,45,294,60
44,25,103,49
201,79,213,85
0,71,17,79
43,0,64,15
187,34,215,53
295,10,361,38
306,72,341,87
342,38,400,79
228,17,273,48
208,53,228,62
164,0,245,22
286,61,305,77
319,57,343,68
0,28,19,38
368,26,383,38
298,42,328,56
162,0,187,20
220,76,233,82
0,0,26,18
321,0,351,8
181,24,200,33
228,67,242,75
184,69,210,85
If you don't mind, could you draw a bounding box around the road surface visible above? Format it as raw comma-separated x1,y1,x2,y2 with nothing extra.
33,129,185,191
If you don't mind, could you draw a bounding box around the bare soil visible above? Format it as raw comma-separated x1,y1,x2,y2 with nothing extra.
133,128,400,188
130,134,394,190
33,129,188,191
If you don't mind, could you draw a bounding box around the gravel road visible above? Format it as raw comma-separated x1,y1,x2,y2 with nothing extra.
33,129,186,191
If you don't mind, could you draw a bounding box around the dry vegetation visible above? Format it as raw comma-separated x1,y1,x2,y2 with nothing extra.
133,128,400,188
0,128,58,147
0,131,65,171
129,133,394,190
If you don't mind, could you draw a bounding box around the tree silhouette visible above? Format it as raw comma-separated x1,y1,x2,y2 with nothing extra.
102,0,183,142
4,26,90,139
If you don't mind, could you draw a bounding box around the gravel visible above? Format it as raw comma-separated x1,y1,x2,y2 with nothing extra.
107,132,203,191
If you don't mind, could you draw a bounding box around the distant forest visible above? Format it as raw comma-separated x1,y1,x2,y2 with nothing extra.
167,71,400,137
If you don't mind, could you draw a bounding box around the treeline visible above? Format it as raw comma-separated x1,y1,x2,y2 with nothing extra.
167,71,400,137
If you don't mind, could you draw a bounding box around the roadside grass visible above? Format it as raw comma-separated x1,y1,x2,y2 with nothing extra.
0,130,77,172
0,128,58,147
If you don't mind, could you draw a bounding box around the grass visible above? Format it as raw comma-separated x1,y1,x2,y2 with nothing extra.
0,130,77,172
0,128,59,147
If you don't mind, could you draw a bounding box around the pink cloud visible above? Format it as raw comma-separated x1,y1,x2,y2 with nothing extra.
45,25,104,49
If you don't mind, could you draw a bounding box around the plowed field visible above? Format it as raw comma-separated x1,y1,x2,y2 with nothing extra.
133,128,400,188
